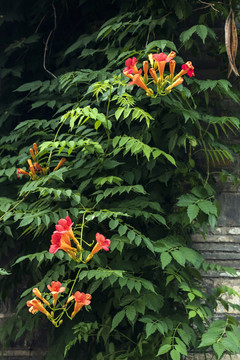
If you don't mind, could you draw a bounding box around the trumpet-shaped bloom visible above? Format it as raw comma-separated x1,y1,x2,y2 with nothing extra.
96,233,111,251
85,233,111,262
124,57,141,75
49,231,76,259
53,157,66,171
166,77,184,91
47,281,65,306
123,69,134,80
181,61,195,77
125,57,137,68
67,291,92,318
32,288,50,306
153,52,176,64
27,299,51,317
55,216,74,233
169,60,176,78
149,68,158,83
54,216,81,252
128,74,150,92
153,53,168,62
17,168,30,178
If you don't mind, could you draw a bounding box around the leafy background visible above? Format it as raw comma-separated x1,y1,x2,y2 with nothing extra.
1,0,240,359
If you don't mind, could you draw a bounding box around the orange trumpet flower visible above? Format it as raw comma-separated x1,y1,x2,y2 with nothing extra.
32,288,50,306
27,299,51,318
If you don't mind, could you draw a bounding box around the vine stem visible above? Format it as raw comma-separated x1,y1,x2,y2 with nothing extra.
67,267,82,301
0,192,30,221
47,117,67,166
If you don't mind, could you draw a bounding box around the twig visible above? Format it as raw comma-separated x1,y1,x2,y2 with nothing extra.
43,1,57,78
197,0,221,12
35,15,46,33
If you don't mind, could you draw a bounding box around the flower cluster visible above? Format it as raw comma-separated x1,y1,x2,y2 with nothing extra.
26,281,91,327
49,216,111,262
123,52,195,96
27,215,110,326
17,142,66,180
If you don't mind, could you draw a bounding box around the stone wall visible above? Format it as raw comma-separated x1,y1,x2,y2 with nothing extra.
191,177,240,359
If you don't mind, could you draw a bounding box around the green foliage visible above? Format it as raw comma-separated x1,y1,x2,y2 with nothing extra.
1,0,240,359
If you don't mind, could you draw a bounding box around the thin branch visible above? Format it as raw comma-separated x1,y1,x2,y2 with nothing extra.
43,1,57,79
35,15,46,33
196,0,221,12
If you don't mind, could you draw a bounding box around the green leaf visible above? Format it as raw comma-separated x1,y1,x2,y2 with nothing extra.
146,322,157,338
127,230,135,242
161,252,172,269
18,216,34,227
187,204,199,223
199,327,222,347
188,310,196,319
109,219,119,230
115,107,124,120
157,344,172,356
196,25,208,44
118,225,128,236
126,306,136,324
145,40,177,53
171,250,185,266
213,343,225,359
177,194,198,207
0,268,11,275
170,349,180,360
111,310,125,331
198,200,217,215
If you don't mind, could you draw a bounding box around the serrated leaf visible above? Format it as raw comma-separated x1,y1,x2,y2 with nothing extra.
161,252,172,269
118,225,127,236
18,216,34,227
196,25,208,44
157,344,172,356
170,349,180,360
126,306,136,324
111,310,125,331
198,200,217,215
171,250,185,266
187,204,199,223
146,322,157,338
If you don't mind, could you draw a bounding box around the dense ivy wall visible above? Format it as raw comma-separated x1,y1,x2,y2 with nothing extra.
1,1,240,359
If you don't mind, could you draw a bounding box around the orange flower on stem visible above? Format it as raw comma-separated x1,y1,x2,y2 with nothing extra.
33,143,38,155
124,57,141,75
27,159,37,179
173,61,195,81
34,162,42,172
169,60,176,81
148,53,154,67
47,281,65,307
53,157,66,171
55,216,82,251
27,299,51,318
67,291,92,318
17,168,30,178
149,68,158,83
32,288,50,306
30,148,35,161
143,61,148,82
85,233,111,262
128,74,153,95
49,231,77,260
165,77,184,92
158,61,166,81
123,70,134,80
